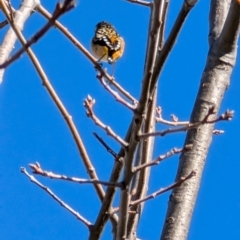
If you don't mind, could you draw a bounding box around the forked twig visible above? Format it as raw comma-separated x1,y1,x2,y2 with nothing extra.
21,167,92,228
140,109,234,139
156,106,189,126
84,95,128,147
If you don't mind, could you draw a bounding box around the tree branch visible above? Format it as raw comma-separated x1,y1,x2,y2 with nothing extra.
130,170,196,207
83,95,128,147
140,109,233,139
110,170,196,215
160,1,240,239
0,0,75,70
28,162,123,188
93,132,120,160
97,74,137,111
125,0,152,7
0,0,40,83
21,167,92,228
151,0,198,95
133,147,183,173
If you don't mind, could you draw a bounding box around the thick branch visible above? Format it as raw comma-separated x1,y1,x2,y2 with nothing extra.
0,0,40,83
127,88,158,239
117,1,166,238
160,1,240,240
151,0,198,95
209,0,231,45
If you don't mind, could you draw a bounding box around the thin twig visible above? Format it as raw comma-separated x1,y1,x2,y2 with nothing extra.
156,106,189,126
0,19,8,28
205,109,234,123
97,74,137,111
93,132,119,160
36,4,120,231
134,147,183,173
140,125,188,138
21,167,92,228
110,171,196,215
125,0,152,7
83,95,128,147
129,170,196,207
29,162,123,188
213,129,224,135
0,0,76,69
140,109,233,139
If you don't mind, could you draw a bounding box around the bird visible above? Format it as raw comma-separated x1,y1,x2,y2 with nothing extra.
91,21,125,65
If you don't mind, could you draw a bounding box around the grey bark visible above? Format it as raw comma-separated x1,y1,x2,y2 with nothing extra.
160,1,240,239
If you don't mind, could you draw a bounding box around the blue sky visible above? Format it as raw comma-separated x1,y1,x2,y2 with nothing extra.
1,0,240,239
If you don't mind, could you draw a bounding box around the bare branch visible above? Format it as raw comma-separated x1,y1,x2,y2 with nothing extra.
0,0,76,70
124,0,152,7
140,109,233,139
127,88,158,238
156,106,189,126
134,147,183,173
93,132,120,160
97,74,137,111
0,0,40,83
209,0,231,45
151,0,198,95
130,170,196,207
28,162,123,188
117,0,169,238
160,1,240,239
110,171,196,215
84,95,128,147
21,167,92,228
127,1,170,235
206,109,234,123
213,129,224,135
0,19,8,28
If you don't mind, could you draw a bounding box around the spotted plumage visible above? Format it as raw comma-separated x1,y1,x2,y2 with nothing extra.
91,21,125,64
